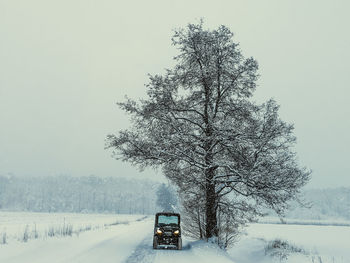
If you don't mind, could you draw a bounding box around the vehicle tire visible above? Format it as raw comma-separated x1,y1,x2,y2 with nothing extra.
153,236,158,249
177,237,182,250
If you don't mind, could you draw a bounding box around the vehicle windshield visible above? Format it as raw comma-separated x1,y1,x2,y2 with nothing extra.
158,215,179,225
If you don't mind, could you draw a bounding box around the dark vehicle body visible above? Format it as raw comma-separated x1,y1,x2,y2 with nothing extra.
153,212,182,250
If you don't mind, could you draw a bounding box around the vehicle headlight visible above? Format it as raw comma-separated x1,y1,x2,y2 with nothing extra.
156,228,163,235
173,230,180,235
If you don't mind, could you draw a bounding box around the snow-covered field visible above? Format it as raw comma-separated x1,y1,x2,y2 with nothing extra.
230,223,350,263
1,212,349,263
0,211,144,244
258,216,350,227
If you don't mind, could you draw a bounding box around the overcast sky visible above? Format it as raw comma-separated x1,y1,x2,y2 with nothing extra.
0,0,349,188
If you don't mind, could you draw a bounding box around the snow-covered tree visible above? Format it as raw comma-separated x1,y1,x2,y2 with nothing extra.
156,183,178,212
106,21,310,244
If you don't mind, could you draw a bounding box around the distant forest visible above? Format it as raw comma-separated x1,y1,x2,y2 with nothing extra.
0,175,158,214
285,187,350,221
0,174,350,221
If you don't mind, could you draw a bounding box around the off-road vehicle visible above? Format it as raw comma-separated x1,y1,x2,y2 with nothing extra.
153,212,182,250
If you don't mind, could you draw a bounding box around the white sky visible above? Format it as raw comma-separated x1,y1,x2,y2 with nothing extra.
0,0,349,188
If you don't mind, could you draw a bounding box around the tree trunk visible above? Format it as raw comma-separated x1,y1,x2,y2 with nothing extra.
202,70,218,239
197,206,203,239
204,146,218,239
205,177,218,239
203,136,218,239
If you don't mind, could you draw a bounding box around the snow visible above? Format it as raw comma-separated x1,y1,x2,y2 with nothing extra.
1,211,349,263
0,211,143,244
153,241,233,263
0,212,150,263
258,216,350,226
229,223,350,263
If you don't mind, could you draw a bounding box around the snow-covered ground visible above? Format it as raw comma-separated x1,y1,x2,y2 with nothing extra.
0,211,144,244
0,212,233,263
1,212,349,263
0,213,151,263
230,223,350,263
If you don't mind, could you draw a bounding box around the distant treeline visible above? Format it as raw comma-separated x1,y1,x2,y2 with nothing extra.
0,175,159,214
284,187,350,221
1,174,350,220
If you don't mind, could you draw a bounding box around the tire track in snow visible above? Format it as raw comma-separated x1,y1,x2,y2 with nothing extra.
124,234,156,263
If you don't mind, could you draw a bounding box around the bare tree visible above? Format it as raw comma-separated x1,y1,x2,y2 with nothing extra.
106,21,310,245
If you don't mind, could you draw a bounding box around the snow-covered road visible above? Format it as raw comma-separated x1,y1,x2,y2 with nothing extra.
1,213,350,263
0,216,233,263
1,217,154,263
